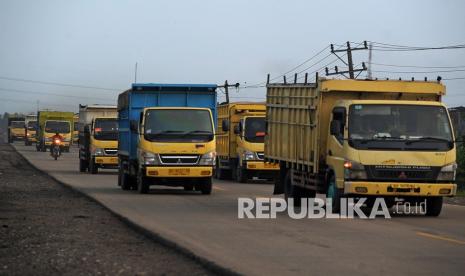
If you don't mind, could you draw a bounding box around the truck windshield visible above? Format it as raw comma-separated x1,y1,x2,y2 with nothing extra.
144,109,213,142
45,121,70,133
94,118,118,141
244,117,266,143
27,121,37,130
348,104,453,151
10,121,25,128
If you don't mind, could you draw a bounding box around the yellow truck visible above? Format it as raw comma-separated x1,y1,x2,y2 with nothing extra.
8,117,25,143
78,105,118,174
266,78,457,216
24,114,37,146
216,103,279,182
36,111,74,152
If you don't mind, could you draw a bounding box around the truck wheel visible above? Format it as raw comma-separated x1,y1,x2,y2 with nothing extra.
235,164,248,183
36,145,40,152
425,197,443,217
119,169,132,190
198,178,212,195
41,145,46,152
137,170,150,194
283,170,314,207
8,137,12,143
89,158,98,174
326,175,342,213
79,159,88,172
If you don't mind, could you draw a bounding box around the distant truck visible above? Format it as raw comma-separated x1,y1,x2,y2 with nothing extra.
216,103,279,182
117,83,217,194
24,114,38,146
78,105,118,174
265,78,457,216
8,117,25,143
36,111,74,152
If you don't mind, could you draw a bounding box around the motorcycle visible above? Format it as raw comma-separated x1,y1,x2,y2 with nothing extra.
51,138,62,160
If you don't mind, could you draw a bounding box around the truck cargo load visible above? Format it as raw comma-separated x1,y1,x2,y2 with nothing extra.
117,83,217,194
265,78,456,216
216,102,279,182
78,105,118,174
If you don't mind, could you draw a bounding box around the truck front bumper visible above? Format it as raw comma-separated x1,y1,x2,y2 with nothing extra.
94,156,118,165
145,166,213,178
344,181,457,196
246,161,280,171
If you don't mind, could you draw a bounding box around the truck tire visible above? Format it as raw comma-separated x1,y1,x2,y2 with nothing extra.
119,169,132,190
326,174,342,213
137,170,150,194
235,164,248,183
79,159,88,172
89,158,98,174
8,136,12,143
36,145,40,152
197,178,212,195
41,145,46,152
425,197,443,217
215,160,229,180
283,170,315,207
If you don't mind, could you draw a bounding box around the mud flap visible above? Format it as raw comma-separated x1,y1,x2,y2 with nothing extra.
273,162,286,194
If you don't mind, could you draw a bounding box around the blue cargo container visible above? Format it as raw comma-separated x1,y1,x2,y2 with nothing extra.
117,83,217,162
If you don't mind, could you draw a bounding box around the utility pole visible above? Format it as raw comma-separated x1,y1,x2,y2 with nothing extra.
367,42,373,79
217,80,240,104
134,62,138,83
326,41,368,79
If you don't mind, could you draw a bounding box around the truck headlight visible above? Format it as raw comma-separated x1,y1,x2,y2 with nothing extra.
93,148,105,156
199,151,216,166
437,162,457,181
243,151,255,161
141,151,160,165
344,160,367,180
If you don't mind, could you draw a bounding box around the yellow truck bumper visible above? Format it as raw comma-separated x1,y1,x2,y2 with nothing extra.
145,166,213,178
94,156,118,165
28,137,37,142
246,161,280,170
344,181,457,196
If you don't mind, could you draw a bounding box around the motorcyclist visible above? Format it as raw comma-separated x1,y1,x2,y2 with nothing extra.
50,132,63,153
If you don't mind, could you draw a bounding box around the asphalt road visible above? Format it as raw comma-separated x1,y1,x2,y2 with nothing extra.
12,143,465,276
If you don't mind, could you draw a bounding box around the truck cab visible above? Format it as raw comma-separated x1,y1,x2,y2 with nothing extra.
118,83,217,194
86,117,119,173
326,100,456,214
216,103,279,182
8,120,25,143
25,120,37,146
43,120,72,150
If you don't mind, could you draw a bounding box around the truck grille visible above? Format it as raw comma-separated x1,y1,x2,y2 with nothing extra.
104,149,118,155
257,152,265,160
159,154,200,165
366,165,440,182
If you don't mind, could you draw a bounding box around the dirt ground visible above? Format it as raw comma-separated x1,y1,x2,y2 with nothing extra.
0,143,216,276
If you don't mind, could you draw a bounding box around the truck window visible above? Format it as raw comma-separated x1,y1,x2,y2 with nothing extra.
244,117,266,143
332,107,346,144
348,104,453,151
45,121,70,133
10,121,25,128
94,119,118,141
27,121,37,130
144,109,213,142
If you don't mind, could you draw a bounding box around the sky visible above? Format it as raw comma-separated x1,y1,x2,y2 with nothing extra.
0,0,464,114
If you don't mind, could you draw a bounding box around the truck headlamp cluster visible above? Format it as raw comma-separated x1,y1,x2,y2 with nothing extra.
199,151,216,166
93,148,105,156
344,160,367,180
141,151,161,165
243,151,255,161
437,162,457,181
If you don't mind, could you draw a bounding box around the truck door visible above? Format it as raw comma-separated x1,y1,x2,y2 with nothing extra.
327,107,346,188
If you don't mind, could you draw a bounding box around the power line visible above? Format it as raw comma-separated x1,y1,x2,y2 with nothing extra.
0,76,122,91
372,63,465,69
443,77,465,80
0,87,114,101
373,69,465,74
368,41,465,49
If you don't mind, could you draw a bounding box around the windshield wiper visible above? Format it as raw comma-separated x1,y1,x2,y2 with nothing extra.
148,130,185,136
182,130,213,136
352,137,405,144
405,137,452,145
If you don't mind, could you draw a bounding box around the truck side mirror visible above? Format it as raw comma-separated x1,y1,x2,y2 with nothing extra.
330,120,341,136
130,120,139,133
233,125,241,135
84,125,90,134
222,120,230,132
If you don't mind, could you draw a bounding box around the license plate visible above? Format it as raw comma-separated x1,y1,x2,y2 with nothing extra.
168,168,190,176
